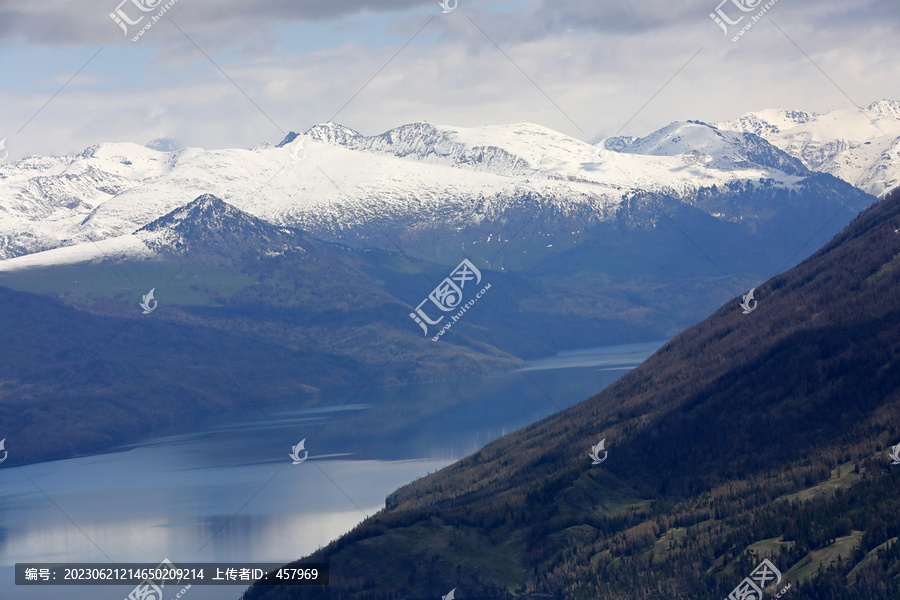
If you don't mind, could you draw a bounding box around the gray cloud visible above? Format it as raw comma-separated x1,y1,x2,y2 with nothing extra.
0,0,431,45
0,0,897,160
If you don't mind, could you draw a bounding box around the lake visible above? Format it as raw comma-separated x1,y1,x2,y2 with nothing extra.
0,340,664,600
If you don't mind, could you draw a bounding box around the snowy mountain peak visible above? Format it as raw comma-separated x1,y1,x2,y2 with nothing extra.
865,99,900,119
718,110,820,137
303,122,363,145
140,193,272,235
280,120,594,177
622,120,724,155
345,121,542,175
278,123,363,148
137,193,301,258
778,109,816,125
621,121,807,175
720,113,781,137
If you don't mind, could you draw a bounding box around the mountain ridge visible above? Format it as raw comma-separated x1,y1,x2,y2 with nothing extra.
0,112,875,263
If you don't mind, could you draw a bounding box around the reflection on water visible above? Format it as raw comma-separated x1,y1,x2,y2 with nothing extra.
0,456,446,600
519,341,664,371
0,341,664,599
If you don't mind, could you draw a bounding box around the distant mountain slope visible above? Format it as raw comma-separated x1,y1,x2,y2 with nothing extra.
717,100,900,197
244,188,900,600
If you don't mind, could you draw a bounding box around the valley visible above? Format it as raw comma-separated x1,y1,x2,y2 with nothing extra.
1,103,899,600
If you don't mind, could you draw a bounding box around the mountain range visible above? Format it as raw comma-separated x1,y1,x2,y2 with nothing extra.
3,101,899,266
241,187,900,600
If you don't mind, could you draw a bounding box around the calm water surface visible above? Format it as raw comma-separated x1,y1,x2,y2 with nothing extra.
0,341,664,599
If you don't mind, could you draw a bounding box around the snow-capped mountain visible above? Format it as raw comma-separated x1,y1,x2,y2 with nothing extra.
137,193,305,259
0,193,306,270
0,119,842,264
619,120,808,175
716,100,900,197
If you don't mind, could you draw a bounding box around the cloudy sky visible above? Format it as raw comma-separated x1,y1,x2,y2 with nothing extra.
0,0,898,158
